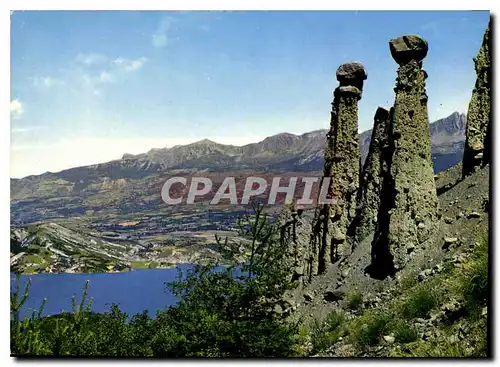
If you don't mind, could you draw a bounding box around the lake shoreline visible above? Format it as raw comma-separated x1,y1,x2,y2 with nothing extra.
11,259,233,276
11,264,179,276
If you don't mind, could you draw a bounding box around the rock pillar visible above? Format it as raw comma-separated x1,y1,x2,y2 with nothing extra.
463,21,491,176
321,62,367,270
384,35,440,272
355,107,391,241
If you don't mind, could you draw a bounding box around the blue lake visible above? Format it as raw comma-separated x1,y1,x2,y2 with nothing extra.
10,266,196,319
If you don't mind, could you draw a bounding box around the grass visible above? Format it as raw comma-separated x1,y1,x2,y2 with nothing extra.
398,281,440,319
27,225,39,234
391,235,489,357
308,233,489,357
440,261,455,276
24,254,44,264
130,261,150,269
392,318,487,357
324,310,345,331
154,246,178,257
148,261,159,269
350,310,393,348
130,261,162,270
291,326,311,357
346,291,363,311
390,320,418,343
460,238,488,315
399,271,418,291
20,253,53,272
309,310,345,354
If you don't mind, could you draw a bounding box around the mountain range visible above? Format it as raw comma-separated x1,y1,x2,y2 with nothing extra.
11,112,466,224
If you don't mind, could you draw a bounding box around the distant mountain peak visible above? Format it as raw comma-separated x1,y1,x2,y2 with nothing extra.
122,153,135,160
273,132,299,138
11,111,465,186
449,111,466,118
183,138,220,147
197,138,217,144
430,111,467,138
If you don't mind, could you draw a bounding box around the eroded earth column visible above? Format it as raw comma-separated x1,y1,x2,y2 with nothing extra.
384,35,440,272
355,107,391,242
321,62,367,270
463,21,491,177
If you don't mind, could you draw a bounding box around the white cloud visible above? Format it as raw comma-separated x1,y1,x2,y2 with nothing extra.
76,52,108,66
11,126,45,134
76,53,147,73
78,71,115,97
72,53,147,97
152,34,168,48
152,16,175,48
99,71,115,83
43,77,56,87
112,57,148,72
10,99,24,119
32,76,63,88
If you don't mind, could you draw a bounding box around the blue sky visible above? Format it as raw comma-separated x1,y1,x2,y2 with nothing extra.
10,10,490,178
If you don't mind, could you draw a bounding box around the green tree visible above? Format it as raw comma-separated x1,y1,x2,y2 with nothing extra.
152,203,298,357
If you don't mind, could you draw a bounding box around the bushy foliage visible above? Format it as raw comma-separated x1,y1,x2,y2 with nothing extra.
10,277,50,355
351,310,392,348
399,282,440,319
391,235,489,357
398,271,418,291
390,320,418,343
11,204,298,357
393,318,487,357
310,310,345,354
346,291,363,311
461,237,488,314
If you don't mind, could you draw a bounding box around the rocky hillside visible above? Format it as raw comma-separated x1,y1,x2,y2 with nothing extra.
288,163,489,357
277,27,490,358
429,112,467,172
10,223,136,274
10,222,221,274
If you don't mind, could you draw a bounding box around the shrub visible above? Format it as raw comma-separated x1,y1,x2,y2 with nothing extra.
391,318,488,357
390,320,418,343
346,291,363,311
399,283,439,319
10,275,50,355
461,237,488,313
351,310,392,348
324,310,345,332
440,261,455,276
310,329,338,354
309,311,345,355
290,326,311,357
399,271,418,291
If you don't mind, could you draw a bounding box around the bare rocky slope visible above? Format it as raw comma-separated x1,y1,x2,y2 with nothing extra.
288,162,488,317
281,163,489,357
